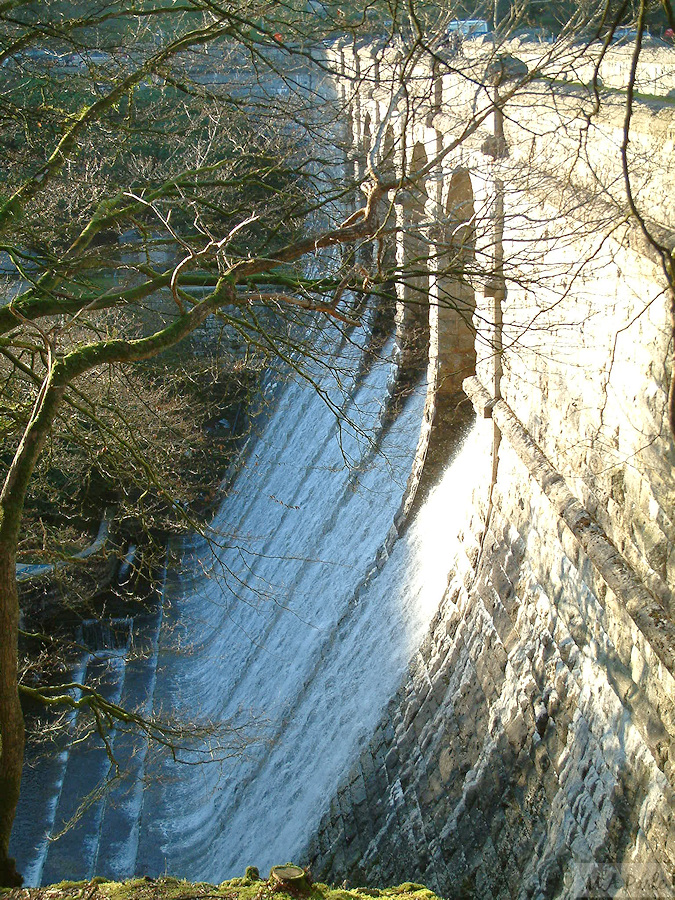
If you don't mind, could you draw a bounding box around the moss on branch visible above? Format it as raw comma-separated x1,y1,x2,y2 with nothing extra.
0,875,443,900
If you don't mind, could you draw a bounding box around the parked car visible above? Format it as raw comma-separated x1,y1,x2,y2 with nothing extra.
64,49,112,68
610,26,640,43
86,50,112,63
447,18,490,40
511,27,553,44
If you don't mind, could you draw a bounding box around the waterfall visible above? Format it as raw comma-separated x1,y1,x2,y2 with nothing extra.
12,605,163,884
11,316,487,885
133,326,486,882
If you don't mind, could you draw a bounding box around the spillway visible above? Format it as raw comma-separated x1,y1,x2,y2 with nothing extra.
11,316,483,884
10,38,675,897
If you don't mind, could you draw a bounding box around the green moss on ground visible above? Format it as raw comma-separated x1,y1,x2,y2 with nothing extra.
0,874,443,900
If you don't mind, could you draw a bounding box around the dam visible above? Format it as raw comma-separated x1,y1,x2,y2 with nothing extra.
10,37,675,899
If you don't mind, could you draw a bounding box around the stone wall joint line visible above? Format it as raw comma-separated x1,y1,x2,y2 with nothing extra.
463,374,675,679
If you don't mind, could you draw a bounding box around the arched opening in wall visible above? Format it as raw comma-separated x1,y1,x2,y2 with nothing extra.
427,59,442,126
362,113,372,162
344,104,354,153
382,124,396,176
340,106,368,315
395,141,431,391
346,111,382,340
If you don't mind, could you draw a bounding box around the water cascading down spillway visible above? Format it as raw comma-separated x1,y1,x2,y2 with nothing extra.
8,37,486,883
12,263,486,885
133,307,486,882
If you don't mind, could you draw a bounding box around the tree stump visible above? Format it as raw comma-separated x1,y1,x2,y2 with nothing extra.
270,865,310,892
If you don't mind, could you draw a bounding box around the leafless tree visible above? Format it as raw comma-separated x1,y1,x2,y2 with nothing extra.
1,0,672,885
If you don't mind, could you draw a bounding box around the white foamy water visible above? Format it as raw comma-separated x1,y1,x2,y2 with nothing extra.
12,323,489,884
133,333,488,881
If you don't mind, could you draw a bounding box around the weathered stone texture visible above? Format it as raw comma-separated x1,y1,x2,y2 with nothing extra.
311,44,675,899
305,440,675,896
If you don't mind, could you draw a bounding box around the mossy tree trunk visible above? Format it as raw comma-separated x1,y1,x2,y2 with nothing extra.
0,551,25,888
0,370,66,886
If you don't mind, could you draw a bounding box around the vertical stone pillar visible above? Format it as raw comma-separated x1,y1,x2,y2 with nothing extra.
486,177,505,401
394,143,431,382
369,125,399,347
358,114,374,272
430,168,477,400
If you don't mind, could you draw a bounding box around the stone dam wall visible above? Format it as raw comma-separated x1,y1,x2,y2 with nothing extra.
10,41,675,899
301,43,675,899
